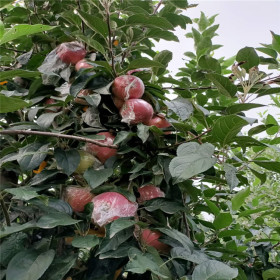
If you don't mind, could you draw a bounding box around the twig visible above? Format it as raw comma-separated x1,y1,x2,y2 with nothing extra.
153,0,163,14
104,1,117,77
182,212,191,238
272,241,280,249
0,130,118,149
188,131,202,144
0,195,11,226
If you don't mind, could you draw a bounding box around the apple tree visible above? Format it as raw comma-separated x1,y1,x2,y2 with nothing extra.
0,1,280,279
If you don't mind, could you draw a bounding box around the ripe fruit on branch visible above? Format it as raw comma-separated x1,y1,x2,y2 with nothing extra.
91,192,138,227
75,150,100,174
75,59,94,71
145,115,171,129
112,75,145,100
65,186,94,212
85,132,117,164
137,184,165,204
120,99,154,125
140,229,170,253
74,89,92,105
56,41,86,64
112,96,124,110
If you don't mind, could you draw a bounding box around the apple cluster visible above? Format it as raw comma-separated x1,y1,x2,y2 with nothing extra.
49,41,170,252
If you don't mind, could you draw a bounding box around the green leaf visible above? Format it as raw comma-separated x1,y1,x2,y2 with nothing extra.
169,0,189,9
211,115,249,146
238,206,270,217
192,260,238,280
249,168,266,185
71,235,99,249
0,95,30,113
0,24,55,45
256,47,278,59
206,73,237,97
225,103,265,115
236,47,260,71
218,230,248,238
40,255,77,280
17,143,49,172
0,232,28,267
164,97,193,121
113,131,133,145
144,198,184,214
169,142,217,183
74,33,105,55
127,58,164,70
137,123,150,143
0,70,40,80
213,213,232,230
262,268,280,280
84,168,113,189
36,213,80,228
158,228,194,250
196,36,212,58
265,114,279,135
125,248,167,278
146,28,179,42
198,12,209,32
0,221,36,239
224,163,240,191
5,187,40,201
77,11,108,38
153,50,172,76
6,249,55,280
36,112,63,129
271,31,280,53
253,161,280,173
198,55,221,73
28,170,60,186
54,148,80,176
108,218,136,239
171,247,209,264
127,15,174,30
204,198,220,216
232,187,250,211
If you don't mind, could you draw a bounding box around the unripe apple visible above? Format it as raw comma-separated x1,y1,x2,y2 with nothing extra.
140,229,170,253
74,89,92,105
65,186,95,212
112,96,124,110
56,41,86,65
75,150,100,174
75,59,94,71
91,192,138,227
112,75,145,100
85,132,117,164
44,98,61,113
120,99,154,125
137,184,165,204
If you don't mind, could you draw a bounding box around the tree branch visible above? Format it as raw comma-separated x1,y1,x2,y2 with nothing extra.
153,0,163,14
0,130,118,149
0,195,11,226
104,1,117,77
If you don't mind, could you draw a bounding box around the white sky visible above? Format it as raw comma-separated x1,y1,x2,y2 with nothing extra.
155,0,280,122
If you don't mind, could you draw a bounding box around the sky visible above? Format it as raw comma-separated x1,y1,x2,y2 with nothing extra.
155,0,280,121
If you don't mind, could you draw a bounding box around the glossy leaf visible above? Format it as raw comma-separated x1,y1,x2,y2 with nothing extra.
0,95,30,113
213,213,233,230
72,235,99,249
236,47,259,71
84,168,113,189
232,187,250,211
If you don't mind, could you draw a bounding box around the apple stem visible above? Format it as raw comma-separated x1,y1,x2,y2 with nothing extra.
0,130,118,149
0,194,11,226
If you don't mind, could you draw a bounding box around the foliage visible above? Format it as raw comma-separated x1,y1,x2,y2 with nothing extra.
0,1,280,279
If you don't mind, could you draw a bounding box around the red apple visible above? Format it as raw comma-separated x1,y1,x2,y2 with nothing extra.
140,229,170,253
56,41,86,64
91,192,138,227
65,186,95,212
85,132,117,164
111,75,145,100
75,59,94,71
112,96,125,110
145,115,171,129
44,98,61,113
137,184,165,204
120,99,154,125
74,89,92,105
